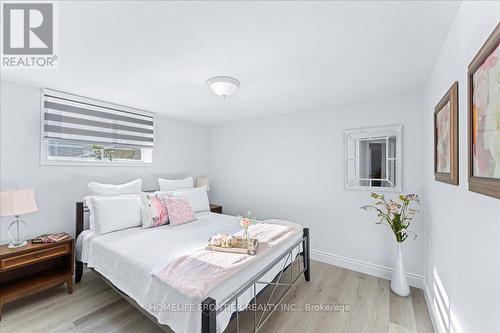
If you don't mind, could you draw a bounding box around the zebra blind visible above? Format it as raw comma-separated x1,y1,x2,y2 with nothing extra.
42,89,155,148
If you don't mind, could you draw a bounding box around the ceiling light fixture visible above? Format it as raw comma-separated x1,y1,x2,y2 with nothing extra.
207,76,240,98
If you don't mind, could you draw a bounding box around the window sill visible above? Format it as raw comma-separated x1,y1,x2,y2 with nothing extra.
345,185,402,193
40,159,156,167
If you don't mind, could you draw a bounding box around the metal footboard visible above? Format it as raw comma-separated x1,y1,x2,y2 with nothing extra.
202,227,311,333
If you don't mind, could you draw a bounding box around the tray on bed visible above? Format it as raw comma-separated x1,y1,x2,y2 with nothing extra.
206,238,259,255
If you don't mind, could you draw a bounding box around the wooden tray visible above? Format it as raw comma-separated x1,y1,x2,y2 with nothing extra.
206,238,259,255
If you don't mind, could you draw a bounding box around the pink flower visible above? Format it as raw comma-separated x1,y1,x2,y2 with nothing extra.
388,200,400,214
240,217,252,229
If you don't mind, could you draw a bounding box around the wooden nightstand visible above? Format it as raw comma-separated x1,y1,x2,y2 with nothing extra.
210,204,222,214
0,238,74,319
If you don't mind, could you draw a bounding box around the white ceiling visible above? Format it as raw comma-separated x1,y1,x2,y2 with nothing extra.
1,1,461,126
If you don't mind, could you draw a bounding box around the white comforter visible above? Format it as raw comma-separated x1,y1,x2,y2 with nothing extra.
79,212,302,333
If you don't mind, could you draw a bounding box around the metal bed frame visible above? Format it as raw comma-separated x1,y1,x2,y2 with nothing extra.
75,200,310,333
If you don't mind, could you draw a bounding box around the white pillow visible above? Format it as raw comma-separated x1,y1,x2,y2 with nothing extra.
158,176,193,192
172,186,209,213
88,179,142,196
86,195,142,235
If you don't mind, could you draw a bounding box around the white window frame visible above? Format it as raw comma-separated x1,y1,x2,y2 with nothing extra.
344,124,402,192
40,89,156,167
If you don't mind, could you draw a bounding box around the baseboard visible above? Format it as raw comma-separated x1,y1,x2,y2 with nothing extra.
311,249,424,289
422,278,440,333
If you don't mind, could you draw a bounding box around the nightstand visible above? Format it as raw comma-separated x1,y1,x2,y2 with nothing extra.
210,204,222,214
0,238,74,319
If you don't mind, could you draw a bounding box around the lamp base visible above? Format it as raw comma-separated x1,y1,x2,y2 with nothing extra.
8,218,28,249
8,240,28,248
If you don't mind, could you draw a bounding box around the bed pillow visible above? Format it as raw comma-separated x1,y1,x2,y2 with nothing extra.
88,179,142,196
171,186,210,213
158,176,193,192
140,192,169,228
165,197,196,225
87,195,142,235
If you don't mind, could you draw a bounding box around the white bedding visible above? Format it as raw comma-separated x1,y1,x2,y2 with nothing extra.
78,212,302,333
75,229,93,263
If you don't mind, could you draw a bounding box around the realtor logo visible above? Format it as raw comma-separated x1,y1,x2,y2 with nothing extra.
2,2,57,67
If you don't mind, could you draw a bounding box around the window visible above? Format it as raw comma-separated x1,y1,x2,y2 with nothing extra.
41,89,155,165
345,125,402,192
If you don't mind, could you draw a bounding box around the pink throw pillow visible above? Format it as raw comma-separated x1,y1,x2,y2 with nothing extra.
165,196,196,225
141,193,169,228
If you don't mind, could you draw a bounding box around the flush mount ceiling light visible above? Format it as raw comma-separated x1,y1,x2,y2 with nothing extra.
207,76,240,98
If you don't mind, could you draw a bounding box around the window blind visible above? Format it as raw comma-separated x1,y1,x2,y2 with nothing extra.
42,90,155,148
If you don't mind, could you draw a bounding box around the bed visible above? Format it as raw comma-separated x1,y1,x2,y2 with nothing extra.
74,201,310,333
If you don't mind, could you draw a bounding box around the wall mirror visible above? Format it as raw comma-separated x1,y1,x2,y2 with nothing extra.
344,125,402,192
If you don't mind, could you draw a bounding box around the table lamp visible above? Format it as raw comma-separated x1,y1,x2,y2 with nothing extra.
0,188,38,248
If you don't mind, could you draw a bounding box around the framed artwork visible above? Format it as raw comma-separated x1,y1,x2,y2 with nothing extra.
468,23,500,199
434,82,459,185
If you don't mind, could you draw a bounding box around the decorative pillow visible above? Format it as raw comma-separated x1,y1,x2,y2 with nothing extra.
171,186,210,213
165,196,196,225
158,176,193,192
88,179,142,196
86,195,142,235
140,192,168,228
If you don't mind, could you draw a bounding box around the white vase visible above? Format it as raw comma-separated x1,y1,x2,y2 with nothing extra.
391,243,410,297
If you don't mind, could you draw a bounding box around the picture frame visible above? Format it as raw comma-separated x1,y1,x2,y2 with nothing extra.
468,23,500,199
434,81,459,185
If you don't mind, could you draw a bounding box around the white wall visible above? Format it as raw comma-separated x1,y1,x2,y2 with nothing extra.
2,4,499,331
422,2,500,333
209,91,425,284
0,80,210,242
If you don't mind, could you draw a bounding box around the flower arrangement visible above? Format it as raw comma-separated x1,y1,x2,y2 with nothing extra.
240,217,252,229
361,193,420,243
239,212,257,244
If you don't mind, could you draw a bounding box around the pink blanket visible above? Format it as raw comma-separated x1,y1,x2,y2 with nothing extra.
152,222,300,299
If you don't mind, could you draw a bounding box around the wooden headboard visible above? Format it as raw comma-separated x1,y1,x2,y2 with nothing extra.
75,201,87,243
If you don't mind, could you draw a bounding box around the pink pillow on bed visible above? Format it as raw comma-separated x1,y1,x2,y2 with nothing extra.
165,196,196,225
141,193,169,228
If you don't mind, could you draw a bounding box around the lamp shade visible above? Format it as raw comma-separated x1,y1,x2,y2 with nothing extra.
196,176,210,191
0,188,38,217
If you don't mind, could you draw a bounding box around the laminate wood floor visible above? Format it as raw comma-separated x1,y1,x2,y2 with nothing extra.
0,260,433,333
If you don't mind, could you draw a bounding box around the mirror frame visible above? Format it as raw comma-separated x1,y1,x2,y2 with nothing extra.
344,124,403,192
